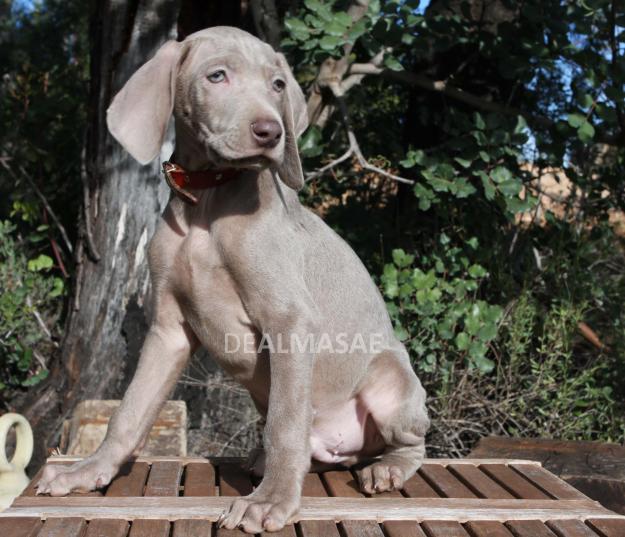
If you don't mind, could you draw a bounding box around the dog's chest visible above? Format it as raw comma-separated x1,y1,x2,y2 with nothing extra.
171,229,264,381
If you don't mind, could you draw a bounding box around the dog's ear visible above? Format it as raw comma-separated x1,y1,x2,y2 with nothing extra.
275,53,309,191
107,40,182,165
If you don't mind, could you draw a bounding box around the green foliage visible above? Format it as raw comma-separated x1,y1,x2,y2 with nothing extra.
382,237,502,376
0,221,62,393
497,292,624,441
287,0,625,451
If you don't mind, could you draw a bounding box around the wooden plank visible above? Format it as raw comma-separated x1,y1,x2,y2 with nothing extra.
505,520,557,537
3,496,621,522
144,461,183,496
300,473,340,537
383,521,427,537
341,520,383,537
49,455,208,465
173,519,212,537
546,519,599,537
128,519,171,537
321,471,384,537
218,463,253,496
183,462,216,496
480,464,550,499
261,524,297,537
106,462,150,497
512,464,589,500
0,517,41,537
84,519,129,537
419,465,477,498
421,521,470,536
464,521,515,537
587,518,625,537
322,470,361,498
402,472,440,498
448,464,515,499
36,518,86,537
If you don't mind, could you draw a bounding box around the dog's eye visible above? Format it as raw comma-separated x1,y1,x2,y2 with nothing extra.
208,70,226,83
272,78,286,92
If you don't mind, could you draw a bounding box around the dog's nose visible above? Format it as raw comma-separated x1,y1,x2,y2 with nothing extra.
251,119,282,148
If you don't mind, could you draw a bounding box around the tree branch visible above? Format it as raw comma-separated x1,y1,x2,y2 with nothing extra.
306,85,414,185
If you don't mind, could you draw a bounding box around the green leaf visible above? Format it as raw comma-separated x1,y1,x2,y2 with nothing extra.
384,55,403,71
455,332,470,351
392,248,415,268
319,34,341,51
490,166,512,184
381,264,399,298
284,18,310,41
577,121,595,142
304,0,322,12
567,113,586,128
454,157,472,168
473,112,486,130
324,18,349,36
298,126,323,158
27,254,53,272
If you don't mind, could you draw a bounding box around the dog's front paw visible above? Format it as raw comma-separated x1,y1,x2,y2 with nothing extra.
218,485,299,533
36,458,117,496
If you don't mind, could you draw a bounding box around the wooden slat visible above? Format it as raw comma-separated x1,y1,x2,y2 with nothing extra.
402,472,440,498
218,463,253,496
419,465,477,498
4,496,621,522
300,473,340,537
262,525,297,537
144,461,183,496
106,462,150,497
37,518,86,537
321,471,384,537
183,462,216,496
342,521,384,537
480,464,550,499
0,517,41,537
448,464,515,499
322,470,361,498
511,464,589,500
465,521,515,537
587,518,625,537
173,519,213,537
546,519,599,537
505,520,557,537
383,521,427,537
128,519,171,537
84,519,129,537
421,520,470,536
49,455,208,465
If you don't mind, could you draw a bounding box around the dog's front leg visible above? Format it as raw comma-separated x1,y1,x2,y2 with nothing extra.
37,316,195,496
220,307,317,533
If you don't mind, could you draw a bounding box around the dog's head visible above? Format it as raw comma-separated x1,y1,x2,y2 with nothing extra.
106,27,309,190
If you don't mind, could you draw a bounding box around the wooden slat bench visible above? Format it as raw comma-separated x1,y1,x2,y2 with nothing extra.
1,456,624,536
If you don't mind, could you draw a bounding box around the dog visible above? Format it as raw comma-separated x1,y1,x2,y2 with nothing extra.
36,27,429,533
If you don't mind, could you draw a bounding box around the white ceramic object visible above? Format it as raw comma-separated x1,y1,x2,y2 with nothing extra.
0,413,33,511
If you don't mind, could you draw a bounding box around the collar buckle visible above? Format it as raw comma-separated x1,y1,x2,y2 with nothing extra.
162,161,199,205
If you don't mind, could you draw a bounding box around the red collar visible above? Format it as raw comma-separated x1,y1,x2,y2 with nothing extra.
162,161,241,205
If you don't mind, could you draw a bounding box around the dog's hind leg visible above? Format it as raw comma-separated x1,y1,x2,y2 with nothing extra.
355,349,429,494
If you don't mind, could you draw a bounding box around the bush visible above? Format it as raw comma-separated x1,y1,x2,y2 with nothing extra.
0,220,62,395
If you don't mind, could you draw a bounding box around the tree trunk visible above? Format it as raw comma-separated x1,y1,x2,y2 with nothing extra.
20,0,179,469
20,0,266,471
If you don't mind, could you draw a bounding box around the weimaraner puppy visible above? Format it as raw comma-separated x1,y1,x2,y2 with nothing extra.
36,27,429,533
